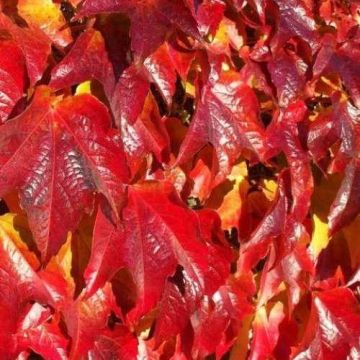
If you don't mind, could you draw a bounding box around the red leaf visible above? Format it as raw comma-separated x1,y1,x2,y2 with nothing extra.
0,86,129,260
143,44,178,107
307,110,337,162
308,95,360,234
78,0,201,58
0,226,51,357
89,326,138,360
154,211,233,347
50,29,116,98
85,181,229,321
16,304,68,360
196,0,225,37
0,40,26,123
314,35,360,108
293,288,360,359
111,64,150,126
248,302,285,360
308,94,360,166
111,44,177,125
177,70,267,180
0,13,51,86
191,274,256,358
271,0,319,54
328,159,360,235
257,244,314,311
63,283,118,359
266,101,313,222
154,281,191,345
119,94,170,176
268,49,307,108
238,171,289,272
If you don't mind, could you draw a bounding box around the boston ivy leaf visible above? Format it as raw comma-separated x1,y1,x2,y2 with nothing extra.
111,43,179,129
248,302,285,360
307,110,336,163
63,283,119,358
0,86,129,261
143,43,178,107
0,40,26,123
0,13,51,86
119,93,170,177
0,222,51,357
314,35,360,108
267,48,308,108
88,326,138,360
78,0,202,58
177,70,267,181
271,0,319,54
153,281,191,346
196,0,225,37
293,288,360,359
153,210,233,347
50,28,115,98
307,95,360,234
85,181,229,321
308,94,360,165
238,171,289,272
257,244,314,311
191,274,256,358
266,101,313,222
328,159,360,236
111,64,150,126
16,303,68,360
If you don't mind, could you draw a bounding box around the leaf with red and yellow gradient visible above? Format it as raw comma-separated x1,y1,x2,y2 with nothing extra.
17,0,72,47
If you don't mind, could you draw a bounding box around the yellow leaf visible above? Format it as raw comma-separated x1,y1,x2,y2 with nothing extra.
75,81,92,95
0,213,39,268
310,171,343,258
45,233,75,298
261,179,277,201
216,161,249,229
310,214,329,257
230,314,254,360
18,0,72,47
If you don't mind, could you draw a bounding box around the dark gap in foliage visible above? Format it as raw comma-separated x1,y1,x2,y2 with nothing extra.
107,311,122,329
150,83,167,116
28,352,44,360
0,199,9,215
60,1,75,22
169,265,186,296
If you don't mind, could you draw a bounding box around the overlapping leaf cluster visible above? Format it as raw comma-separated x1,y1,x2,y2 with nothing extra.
0,0,360,359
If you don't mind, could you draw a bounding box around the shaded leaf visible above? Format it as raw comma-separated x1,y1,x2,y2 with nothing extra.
78,0,201,58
